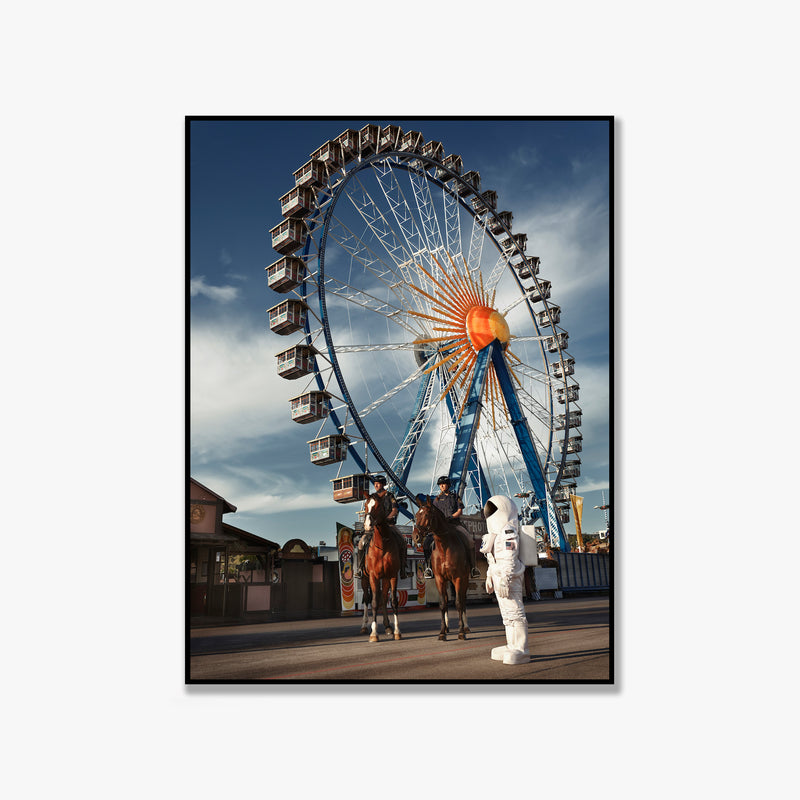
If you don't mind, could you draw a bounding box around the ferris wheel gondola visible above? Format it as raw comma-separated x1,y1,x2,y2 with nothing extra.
266,124,581,550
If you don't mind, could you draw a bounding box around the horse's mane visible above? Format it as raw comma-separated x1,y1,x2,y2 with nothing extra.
365,492,400,552
418,498,460,539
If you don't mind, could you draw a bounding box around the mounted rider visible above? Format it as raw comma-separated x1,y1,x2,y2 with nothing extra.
421,476,481,579
354,476,409,579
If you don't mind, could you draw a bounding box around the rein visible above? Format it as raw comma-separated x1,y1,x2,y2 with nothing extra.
414,511,456,541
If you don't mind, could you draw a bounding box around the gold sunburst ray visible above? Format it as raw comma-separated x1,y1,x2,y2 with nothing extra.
439,353,475,408
407,277,471,319
404,249,521,430
437,265,476,311
422,341,472,376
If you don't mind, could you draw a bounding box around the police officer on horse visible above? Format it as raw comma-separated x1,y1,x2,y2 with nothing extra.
421,476,481,579
355,476,409,579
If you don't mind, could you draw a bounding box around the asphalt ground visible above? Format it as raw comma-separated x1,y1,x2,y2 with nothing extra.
187,594,611,683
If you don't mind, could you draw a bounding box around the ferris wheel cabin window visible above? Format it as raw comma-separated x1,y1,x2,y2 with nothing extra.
378,125,403,152
545,330,568,352
266,255,305,293
457,170,480,196
280,186,313,218
537,305,560,326
270,218,306,255
276,345,316,379
471,190,498,214
267,299,307,335
565,436,583,454
332,473,372,503
442,153,463,175
527,281,552,304
400,130,423,153
290,391,331,424
293,159,324,188
422,140,444,161
551,357,575,378
335,129,359,161
308,434,349,465
556,410,582,430
359,124,380,155
557,384,580,404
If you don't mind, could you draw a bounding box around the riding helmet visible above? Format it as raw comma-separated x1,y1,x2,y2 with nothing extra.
437,476,451,485
372,475,387,485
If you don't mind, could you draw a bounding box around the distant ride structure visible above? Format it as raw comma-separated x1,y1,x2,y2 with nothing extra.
266,124,581,550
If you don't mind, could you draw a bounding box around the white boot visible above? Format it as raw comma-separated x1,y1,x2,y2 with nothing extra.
491,626,513,661
502,622,530,665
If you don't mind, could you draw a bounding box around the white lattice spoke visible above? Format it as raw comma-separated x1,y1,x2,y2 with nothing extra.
408,165,445,257
372,159,440,295
442,184,463,258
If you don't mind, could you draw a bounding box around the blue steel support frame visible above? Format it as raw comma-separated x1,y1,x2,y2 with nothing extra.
393,370,433,486
447,345,492,495
489,343,570,551
443,390,491,506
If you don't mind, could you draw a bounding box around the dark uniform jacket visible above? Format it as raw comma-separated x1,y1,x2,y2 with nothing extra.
372,490,399,520
433,490,463,519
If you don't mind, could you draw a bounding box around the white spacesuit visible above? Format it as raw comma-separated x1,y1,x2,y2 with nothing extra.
480,495,530,665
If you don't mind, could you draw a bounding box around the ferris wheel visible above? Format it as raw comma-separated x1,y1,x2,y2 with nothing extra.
266,124,582,550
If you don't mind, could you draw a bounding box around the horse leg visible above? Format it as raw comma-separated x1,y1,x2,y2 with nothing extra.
389,576,401,640
454,579,467,640
381,580,392,636
436,577,448,641
360,582,372,634
368,578,380,642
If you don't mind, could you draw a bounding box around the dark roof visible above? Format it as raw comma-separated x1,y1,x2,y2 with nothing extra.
222,522,280,550
190,477,237,514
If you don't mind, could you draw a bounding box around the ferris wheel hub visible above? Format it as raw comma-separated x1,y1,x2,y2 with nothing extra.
465,305,510,351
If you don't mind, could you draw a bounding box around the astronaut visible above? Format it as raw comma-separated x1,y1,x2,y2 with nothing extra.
480,495,530,665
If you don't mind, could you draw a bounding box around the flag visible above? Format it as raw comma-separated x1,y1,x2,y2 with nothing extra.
570,494,584,550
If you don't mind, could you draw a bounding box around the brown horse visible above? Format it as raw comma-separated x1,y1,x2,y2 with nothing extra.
363,492,402,642
413,498,471,641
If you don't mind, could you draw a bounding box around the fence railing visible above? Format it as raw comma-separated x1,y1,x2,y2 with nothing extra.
554,552,611,592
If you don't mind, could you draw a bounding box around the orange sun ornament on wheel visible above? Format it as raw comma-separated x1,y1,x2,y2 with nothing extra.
406,252,523,426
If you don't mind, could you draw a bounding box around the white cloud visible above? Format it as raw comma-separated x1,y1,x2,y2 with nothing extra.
190,316,299,459
511,146,541,169
516,190,609,309
190,275,239,303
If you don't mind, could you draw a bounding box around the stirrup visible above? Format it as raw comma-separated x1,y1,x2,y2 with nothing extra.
423,568,433,579
355,569,363,578
470,567,481,578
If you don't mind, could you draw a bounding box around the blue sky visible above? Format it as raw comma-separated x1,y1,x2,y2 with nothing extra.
189,118,611,546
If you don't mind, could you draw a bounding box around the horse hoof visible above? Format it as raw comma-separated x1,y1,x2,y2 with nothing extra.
464,627,471,634
394,633,402,640
438,634,447,641
369,635,378,642
458,632,466,640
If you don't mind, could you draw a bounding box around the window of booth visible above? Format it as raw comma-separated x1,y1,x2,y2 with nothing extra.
227,553,268,584
213,550,227,584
